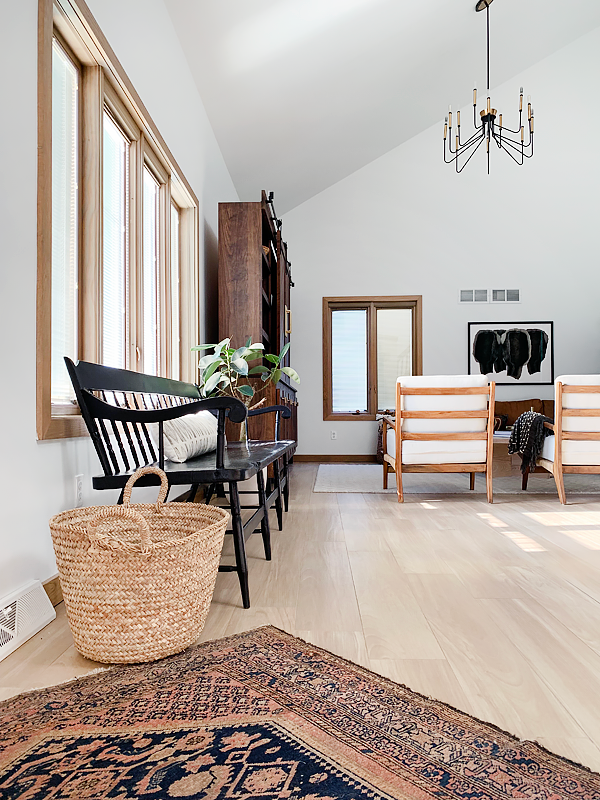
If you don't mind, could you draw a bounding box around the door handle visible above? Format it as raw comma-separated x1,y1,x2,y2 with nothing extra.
285,306,292,336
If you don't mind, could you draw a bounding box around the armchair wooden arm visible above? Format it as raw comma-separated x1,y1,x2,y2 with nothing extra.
543,421,555,432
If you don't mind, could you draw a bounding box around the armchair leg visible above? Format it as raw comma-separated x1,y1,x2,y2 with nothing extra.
522,467,530,491
486,469,493,504
383,462,388,490
469,472,475,491
553,464,567,505
396,467,404,503
257,468,272,560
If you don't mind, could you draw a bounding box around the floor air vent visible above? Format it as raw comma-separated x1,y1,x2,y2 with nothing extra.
0,581,56,663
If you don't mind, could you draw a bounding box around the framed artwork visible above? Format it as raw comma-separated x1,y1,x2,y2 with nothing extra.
468,321,554,385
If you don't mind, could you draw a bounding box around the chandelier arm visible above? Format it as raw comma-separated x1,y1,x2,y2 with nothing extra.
458,129,485,149
456,136,486,173
493,134,524,154
497,142,524,166
456,131,485,156
497,125,522,135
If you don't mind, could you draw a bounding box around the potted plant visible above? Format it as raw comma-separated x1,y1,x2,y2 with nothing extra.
192,337,300,438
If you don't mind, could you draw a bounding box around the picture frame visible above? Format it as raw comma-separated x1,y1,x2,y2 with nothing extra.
468,321,554,385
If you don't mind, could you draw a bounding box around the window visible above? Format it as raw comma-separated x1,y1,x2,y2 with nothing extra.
38,0,199,439
323,296,422,420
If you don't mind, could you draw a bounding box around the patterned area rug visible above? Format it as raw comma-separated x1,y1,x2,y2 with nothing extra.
1,627,599,799
314,463,600,494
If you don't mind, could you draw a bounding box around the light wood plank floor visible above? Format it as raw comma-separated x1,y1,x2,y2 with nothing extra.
3,463,600,771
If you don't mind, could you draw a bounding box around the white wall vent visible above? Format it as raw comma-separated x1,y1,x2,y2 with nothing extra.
459,289,489,303
491,289,520,303
0,580,56,663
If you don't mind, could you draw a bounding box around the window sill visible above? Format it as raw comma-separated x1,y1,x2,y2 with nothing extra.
38,413,89,440
323,413,377,422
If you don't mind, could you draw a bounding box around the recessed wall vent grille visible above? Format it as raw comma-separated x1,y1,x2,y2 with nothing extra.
459,289,489,303
491,289,520,303
0,581,56,663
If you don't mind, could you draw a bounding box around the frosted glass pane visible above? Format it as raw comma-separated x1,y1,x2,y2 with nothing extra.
332,310,367,413
102,112,129,369
143,168,160,375
377,308,412,410
170,203,180,380
51,39,79,403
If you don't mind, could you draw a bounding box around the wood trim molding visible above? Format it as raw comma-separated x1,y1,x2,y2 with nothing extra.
43,575,64,607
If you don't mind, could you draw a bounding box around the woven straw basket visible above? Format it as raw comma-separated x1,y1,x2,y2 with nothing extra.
49,466,229,664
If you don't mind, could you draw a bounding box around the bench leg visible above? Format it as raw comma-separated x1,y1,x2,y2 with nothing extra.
204,483,216,504
273,459,284,531
186,483,199,502
282,454,290,512
522,466,530,491
229,481,250,609
257,469,272,560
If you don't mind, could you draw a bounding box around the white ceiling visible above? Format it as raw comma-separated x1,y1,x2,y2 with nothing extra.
164,0,600,213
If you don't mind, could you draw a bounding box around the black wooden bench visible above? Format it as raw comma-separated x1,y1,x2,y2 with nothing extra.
65,358,296,608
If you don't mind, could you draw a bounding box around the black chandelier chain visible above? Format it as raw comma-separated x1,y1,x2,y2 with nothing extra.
443,0,534,174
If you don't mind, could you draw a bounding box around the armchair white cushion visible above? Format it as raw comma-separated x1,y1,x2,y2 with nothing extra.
542,374,600,466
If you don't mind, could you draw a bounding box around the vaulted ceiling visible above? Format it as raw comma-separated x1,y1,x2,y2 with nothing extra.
164,0,600,213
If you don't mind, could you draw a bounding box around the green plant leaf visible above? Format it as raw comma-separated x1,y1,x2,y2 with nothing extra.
238,384,254,397
248,342,264,351
217,375,231,387
191,343,217,351
231,358,249,376
245,336,252,347
202,360,222,383
199,353,222,371
265,353,280,364
249,365,269,375
214,338,230,354
233,346,250,361
281,366,300,383
279,342,290,360
271,369,282,385
203,371,222,395
245,349,264,362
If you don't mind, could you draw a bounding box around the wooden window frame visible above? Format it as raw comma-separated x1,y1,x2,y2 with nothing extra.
37,0,200,440
322,295,423,421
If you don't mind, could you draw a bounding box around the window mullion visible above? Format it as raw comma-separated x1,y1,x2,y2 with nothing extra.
159,180,170,377
131,134,144,370
368,303,378,415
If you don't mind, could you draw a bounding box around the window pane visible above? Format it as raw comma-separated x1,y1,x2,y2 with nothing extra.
143,167,160,375
170,203,180,380
102,111,129,369
377,308,412,410
332,310,367,413
51,39,79,403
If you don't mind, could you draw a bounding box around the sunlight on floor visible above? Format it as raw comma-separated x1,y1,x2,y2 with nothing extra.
419,502,440,509
561,529,600,550
524,511,600,527
502,531,547,552
478,513,508,528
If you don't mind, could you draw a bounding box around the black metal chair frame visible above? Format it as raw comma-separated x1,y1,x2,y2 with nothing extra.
65,358,295,608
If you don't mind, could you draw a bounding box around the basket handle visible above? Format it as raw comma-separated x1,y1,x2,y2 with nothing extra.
88,506,153,555
122,466,169,512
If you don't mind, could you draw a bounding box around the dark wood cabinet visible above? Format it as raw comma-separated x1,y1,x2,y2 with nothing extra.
218,191,297,443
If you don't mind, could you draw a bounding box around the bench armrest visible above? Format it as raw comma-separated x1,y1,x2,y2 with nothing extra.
83,391,247,424
247,404,291,419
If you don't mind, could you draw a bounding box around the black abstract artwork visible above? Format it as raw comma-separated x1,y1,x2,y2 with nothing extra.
468,322,553,385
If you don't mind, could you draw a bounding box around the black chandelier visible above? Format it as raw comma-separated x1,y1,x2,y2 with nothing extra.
443,0,534,174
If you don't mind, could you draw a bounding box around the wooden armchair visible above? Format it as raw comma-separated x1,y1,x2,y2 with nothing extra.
533,375,600,504
382,375,495,503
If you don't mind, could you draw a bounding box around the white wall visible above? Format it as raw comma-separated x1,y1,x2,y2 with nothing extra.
0,0,237,598
284,26,600,457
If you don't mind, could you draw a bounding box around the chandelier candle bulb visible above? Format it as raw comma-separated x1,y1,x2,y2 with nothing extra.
448,111,452,128
473,87,477,105
499,113,502,127
521,125,524,142
444,120,448,139
457,110,460,126
487,96,491,114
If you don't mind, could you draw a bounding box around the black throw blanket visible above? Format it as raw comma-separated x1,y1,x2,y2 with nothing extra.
508,411,553,473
